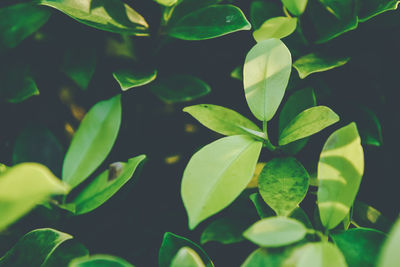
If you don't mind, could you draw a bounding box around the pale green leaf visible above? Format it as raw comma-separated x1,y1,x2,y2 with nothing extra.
282,0,308,16
253,17,297,42
155,0,178,7
378,217,400,267
241,248,287,267
171,247,206,267
113,69,157,91
69,255,134,267
297,242,348,267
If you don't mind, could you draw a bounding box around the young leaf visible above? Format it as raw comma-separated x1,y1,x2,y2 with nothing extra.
70,155,146,215
297,242,348,267
69,255,134,267
378,217,400,267
331,228,386,267
113,69,157,91
39,0,149,35
250,0,282,30
282,0,308,16
243,217,307,247
182,135,262,229
159,232,213,267
243,39,292,122
62,95,122,188
317,122,364,230
171,247,206,267
0,163,68,231
253,17,297,42
150,75,210,103
258,157,309,216
0,3,51,49
293,53,350,79
169,5,251,40
183,104,261,136
358,0,399,22
200,217,251,245
0,228,87,267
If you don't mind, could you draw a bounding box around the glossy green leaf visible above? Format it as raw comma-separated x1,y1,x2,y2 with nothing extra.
243,217,307,247
42,241,89,267
282,0,308,16
39,0,149,35
258,157,309,216
168,0,223,25
358,0,399,22
62,95,122,188
159,232,213,267
169,5,251,40
243,39,292,122
13,123,64,177
250,0,282,30
317,122,364,230
293,53,350,79
279,106,339,146
241,248,288,267
201,217,250,245
297,242,348,267
62,46,97,90
69,255,134,267
0,228,87,267
70,155,146,215
378,217,400,267
331,228,386,267
171,247,206,267
183,104,261,136
113,69,157,91
253,17,297,42
150,75,210,103
0,3,51,49
352,200,392,233
182,135,262,229
0,163,68,231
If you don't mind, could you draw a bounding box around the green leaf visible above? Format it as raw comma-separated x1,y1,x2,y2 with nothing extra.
39,0,149,35
62,95,122,188
253,17,297,42
0,228,87,267
171,247,206,267
282,0,308,16
182,135,262,229
13,123,64,177
69,255,134,267
243,39,292,122
150,75,210,103
352,200,392,233
62,46,97,90
279,106,339,146
156,0,179,7
42,241,89,267
243,217,307,247
378,217,400,267
200,217,250,245
293,53,350,79
358,0,399,22
249,193,275,219
113,69,157,91
169,5,251,40
241,248,288,267
159,232,213,267
331,228,386,267
70,155,146,215
183,104,261,136
0,163,68,231
250,0,282,30
317,122,364,230
353,106,383,147
258,157,309,216
296,242,348,267
0,3,51,49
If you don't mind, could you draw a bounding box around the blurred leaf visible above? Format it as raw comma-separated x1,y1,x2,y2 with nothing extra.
353,106,383,147
250,0,282,29
296,242,347,267
352,200,392,233
171,247,206,267
70,255,134,267
169,5,251,40
243,39,292,122
317,122,364,230
201,217,251,245
378,217,400,267
244,217,307,247
331,228,386,267
258,157,309,216
293,53,350,79
282,0,308,16
0,163,68,231
13,123,64,176
0,3,51,49
279,106,339,146
40,0,149,35
159,232,213,267
150,75,210,103
230,65,242,80
113,69,157,91
183,104,261,136
358,0,399,22
62,95,121,188
182,135,262,229
253,17,297,42
70,155,146,215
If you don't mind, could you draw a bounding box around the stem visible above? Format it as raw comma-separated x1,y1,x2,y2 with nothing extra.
262,121,276,151
283,6,292,18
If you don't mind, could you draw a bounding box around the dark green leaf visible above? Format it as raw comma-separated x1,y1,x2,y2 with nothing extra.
201,217,250,245
358,0,399,22
253,17,297,42
69,255,134,267
353,106,383,147
250,0,282,30
42,241,88,267
352,200,392,233
249,193,275,219
113,69,157,91
230,65,242,81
